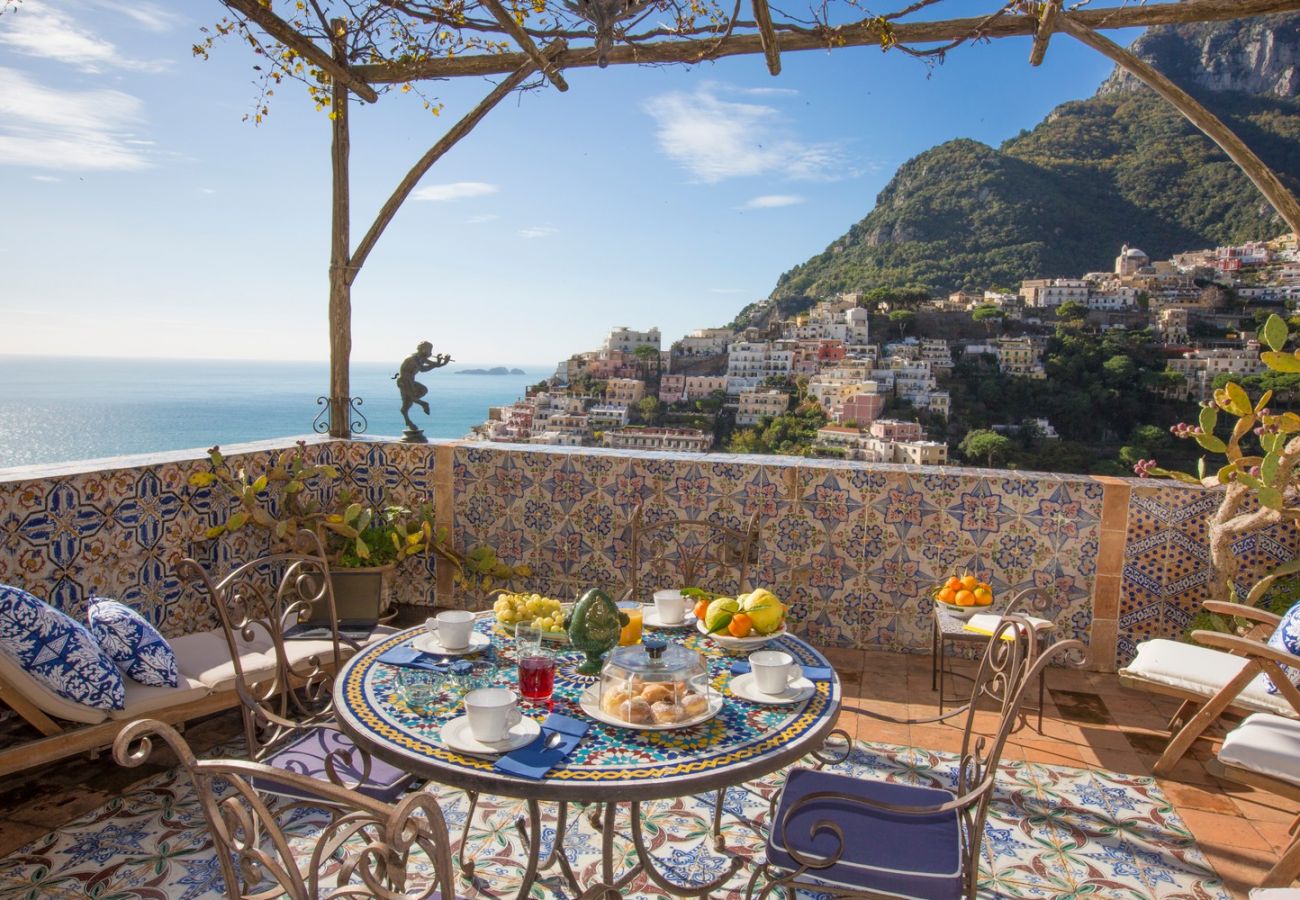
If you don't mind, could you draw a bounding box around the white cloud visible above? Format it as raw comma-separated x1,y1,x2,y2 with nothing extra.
30,174,61,183
0,67,152,171
467,213,500,224
740,194,805,210
413,181,499,202
0,5,170,72
519,226,557,239
84,0,184,33
199,187,217,195
643,85,848,183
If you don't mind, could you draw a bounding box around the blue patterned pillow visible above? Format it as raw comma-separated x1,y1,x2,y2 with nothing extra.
1265,600,1300,694
87,599,178,689
0,585,125,710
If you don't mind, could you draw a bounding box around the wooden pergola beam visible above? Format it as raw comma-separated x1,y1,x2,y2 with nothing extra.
222,0,380,103
1057,14,1300,238
353,0,1300,82
479,0,570,91
751,0,781,76
1029,0,1061,67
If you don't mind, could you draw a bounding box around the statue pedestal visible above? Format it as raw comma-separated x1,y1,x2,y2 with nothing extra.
400,427,428,444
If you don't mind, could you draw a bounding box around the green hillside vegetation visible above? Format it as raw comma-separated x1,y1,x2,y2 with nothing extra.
750,89,1300,316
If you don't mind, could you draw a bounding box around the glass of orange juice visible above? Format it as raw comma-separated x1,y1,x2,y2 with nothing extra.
617,601,643,646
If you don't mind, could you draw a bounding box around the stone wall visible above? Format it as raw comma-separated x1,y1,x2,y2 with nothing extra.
2,435,1296,670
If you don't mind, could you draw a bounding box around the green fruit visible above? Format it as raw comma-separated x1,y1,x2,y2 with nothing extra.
743,588,784,634
705,597,739,634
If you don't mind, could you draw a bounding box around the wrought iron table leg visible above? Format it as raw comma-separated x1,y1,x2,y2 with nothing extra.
931,617,939,691
458,790,480,880
512,798,544,900
712,787,726,850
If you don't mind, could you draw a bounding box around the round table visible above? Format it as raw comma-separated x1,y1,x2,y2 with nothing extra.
333,612,843,896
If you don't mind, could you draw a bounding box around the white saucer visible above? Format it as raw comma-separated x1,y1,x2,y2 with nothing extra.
440,715,540,757
729,672,815,706
412,631,491,657
643,608,696,630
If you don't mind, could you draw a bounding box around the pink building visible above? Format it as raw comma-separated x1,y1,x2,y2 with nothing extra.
869,419,924,441
833,393,885,426
659,374,686,404
818,340,846,363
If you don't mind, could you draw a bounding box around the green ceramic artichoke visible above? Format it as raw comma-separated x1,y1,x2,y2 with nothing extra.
566,588,625,675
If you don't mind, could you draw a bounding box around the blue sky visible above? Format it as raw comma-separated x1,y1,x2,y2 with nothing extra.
0,1,1134,365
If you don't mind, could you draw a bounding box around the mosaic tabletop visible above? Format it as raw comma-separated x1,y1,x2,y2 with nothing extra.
334,614,842,803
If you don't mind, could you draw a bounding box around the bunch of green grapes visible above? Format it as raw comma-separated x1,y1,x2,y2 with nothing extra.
493,592,566,633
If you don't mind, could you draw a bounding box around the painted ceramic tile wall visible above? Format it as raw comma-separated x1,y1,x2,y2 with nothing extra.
1117,480,1300,666
451,444,1103,656
0,439,335,638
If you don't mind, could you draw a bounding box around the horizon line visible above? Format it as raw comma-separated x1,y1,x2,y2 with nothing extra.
0,352,557,368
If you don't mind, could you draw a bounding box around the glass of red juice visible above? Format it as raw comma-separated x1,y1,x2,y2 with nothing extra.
517,648,556,701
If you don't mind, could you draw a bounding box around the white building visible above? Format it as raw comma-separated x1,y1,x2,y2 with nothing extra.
726,341,794,393
587,404,630,429
605,378,646,406
605,427,710,453
736,390,789,426
1166,343,1266,401
676,327,734,356
1020,278,1090,309
603,326,661,356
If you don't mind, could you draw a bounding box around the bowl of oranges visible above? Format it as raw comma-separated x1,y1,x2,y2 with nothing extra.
933,573,994,619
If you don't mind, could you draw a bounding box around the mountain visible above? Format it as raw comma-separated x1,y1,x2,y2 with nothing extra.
745,13,1300,325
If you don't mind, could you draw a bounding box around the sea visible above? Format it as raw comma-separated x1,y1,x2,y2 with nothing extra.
0,356,551,470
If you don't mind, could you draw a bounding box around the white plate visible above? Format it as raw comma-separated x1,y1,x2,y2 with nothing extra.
729,672,815,706
643,608,697,630
579,685,722,731
440,714,540,757
695,618,786,652
412,631,492,656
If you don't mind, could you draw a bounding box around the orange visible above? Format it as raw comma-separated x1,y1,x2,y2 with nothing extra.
945,576,962,591
960,575,978,591
977,582,991,593
728,613,754,638
954,589,976,607
973,587,993,606
694,599,710,622
937,587,956,603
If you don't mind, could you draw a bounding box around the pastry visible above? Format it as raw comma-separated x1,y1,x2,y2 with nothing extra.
640,682,676,704
651,701,684,724
680,692,709,717
619,697,653,724
601,689,629,715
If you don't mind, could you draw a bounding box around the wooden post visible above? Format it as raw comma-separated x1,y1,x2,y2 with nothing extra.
1028,0,1060,67
328,19,352,439
751,0,782,76
1058,14,1300,238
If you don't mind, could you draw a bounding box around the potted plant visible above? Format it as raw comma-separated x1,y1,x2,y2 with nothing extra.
190,442,462,617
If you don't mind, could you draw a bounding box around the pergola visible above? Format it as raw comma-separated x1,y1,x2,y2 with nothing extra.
209,0,1300,438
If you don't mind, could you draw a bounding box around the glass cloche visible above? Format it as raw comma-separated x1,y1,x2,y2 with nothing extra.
598,636,713,726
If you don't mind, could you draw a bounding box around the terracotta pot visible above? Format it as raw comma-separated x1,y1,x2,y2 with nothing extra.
329,563,397,622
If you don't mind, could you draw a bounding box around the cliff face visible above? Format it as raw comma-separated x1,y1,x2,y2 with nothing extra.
1098,13,1300,99
753,12,1300,312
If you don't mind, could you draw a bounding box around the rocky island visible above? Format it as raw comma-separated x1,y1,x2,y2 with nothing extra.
457,366,526,375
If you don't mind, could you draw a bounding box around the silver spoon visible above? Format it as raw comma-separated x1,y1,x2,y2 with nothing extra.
542,731,565,751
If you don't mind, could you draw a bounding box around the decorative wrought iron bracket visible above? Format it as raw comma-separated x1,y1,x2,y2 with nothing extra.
313,396,368,435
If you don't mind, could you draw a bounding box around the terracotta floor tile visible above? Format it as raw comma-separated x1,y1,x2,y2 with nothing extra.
1158,779,1247,815
0,819,47,856
1180,808,1273,852
1199,842,1279,898
1048,689,1114,725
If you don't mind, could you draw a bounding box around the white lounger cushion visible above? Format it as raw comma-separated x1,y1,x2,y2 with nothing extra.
1120,639,1299,717
111,673,211,720
1219,713,1300,784
171,631,276,692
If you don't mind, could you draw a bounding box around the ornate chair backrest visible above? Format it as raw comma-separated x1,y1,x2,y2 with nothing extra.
114,719,453,900
952,616,1082,891
176,529,346,759
622,503,762,601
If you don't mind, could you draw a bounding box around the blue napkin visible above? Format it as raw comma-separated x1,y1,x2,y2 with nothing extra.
730,660,834,681
494,713,589,780
377,646,473,676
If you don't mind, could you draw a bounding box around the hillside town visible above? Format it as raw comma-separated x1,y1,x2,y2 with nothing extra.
471,233,1300,466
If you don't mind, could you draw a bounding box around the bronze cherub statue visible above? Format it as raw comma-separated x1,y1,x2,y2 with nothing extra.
394,341,451,443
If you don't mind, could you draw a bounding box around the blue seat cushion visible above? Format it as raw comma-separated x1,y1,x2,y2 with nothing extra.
0,585,125,711
87,598,179,688
252,727,412,804
1265,600,1300,694
767,767,965,900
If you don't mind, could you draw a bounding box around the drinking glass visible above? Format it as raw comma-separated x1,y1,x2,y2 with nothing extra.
395,668,442,717
517,643,556,702
617,601,643,646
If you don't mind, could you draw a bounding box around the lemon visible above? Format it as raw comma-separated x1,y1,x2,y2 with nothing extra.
705,597,739,634
742,588,785,634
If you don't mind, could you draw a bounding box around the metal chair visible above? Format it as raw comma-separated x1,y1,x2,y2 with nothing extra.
1119,599,1300,777
113,718,454,900
749,617,1082,900
177,530,411,802
621,502,761,601
931,587,1056,730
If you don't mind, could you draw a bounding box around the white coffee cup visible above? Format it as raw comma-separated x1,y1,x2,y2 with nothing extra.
749,650,801,695
463,687,523,743
433,609,475,650
653,589,686,625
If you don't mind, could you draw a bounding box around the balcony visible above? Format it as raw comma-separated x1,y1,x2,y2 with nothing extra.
0,435,1295,896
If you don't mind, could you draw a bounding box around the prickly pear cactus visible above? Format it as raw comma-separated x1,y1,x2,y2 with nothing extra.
567,588,624,675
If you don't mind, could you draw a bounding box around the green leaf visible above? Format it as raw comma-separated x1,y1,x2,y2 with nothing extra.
1262,451,1281,486
228,512,249,531
204,524,226,539
189,472,216,488
275,521,289,539
1194,433,1227,454
318,465,340,479
1264,314,1289,352
1198,405,1218,435
1248,557,1300,604
356,509,373,532
1216,463,1236,485
1237,471,1263,491
1261,432,1285,455
1225,382,1252,417
354,538,370,560
251,475,268,493
1260,484,1284,510
344,502,363,524
1262,351,1300,373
